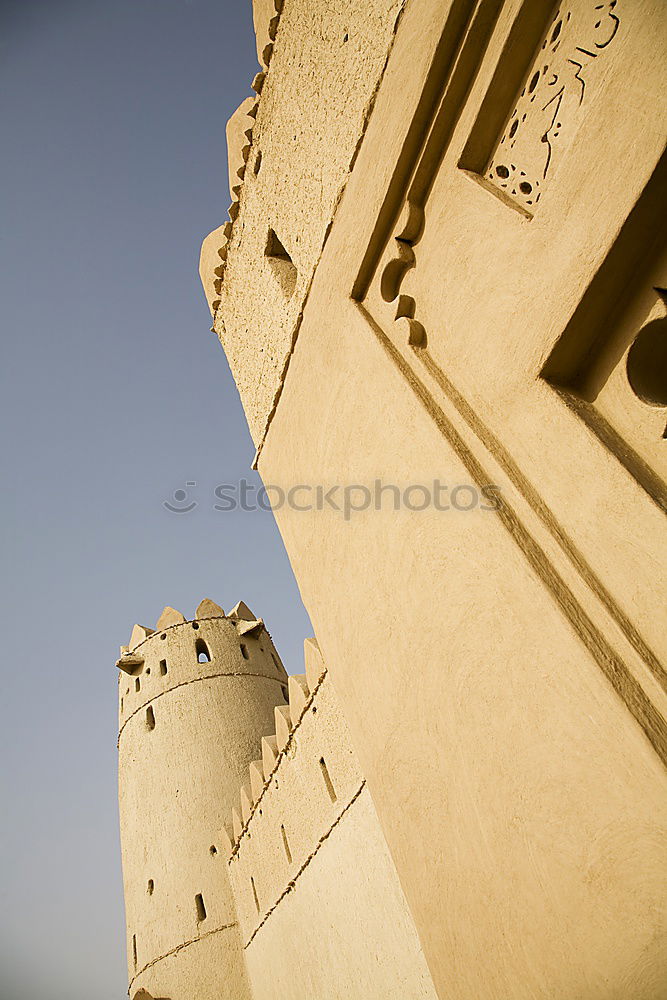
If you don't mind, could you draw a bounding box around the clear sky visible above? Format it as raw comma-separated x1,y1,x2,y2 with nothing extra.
0,2,312,995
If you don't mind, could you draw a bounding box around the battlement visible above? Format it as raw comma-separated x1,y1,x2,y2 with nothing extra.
200,0,407,447
194,635,440,999
199,0,284,318
221,637,364,942
116,599,287,735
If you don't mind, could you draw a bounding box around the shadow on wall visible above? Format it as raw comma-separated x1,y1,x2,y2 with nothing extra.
133,991,171,1000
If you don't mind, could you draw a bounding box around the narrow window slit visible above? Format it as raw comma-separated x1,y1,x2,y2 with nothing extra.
146,706,155,731
135,678,141,692
280,824,292,864
195,893,207,922
132,934,137,968
240,643,249,660
250,876,260,914
147,879,154,895
196,638,211,663
159,659,167,675
319,756,337,802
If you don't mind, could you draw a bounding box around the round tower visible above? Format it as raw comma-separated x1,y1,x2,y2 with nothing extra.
117,598,288,1000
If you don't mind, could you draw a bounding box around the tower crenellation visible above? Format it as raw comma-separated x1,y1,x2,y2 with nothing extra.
117,599,288,734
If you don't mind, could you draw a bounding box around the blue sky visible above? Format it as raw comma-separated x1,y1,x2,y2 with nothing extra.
0,2,311,994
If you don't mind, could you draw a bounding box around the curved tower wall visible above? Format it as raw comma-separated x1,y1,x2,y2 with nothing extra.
118,605,288,1000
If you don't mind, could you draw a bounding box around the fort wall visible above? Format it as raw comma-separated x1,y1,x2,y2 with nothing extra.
224,639,438,1000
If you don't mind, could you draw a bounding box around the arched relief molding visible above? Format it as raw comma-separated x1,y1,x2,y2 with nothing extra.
362,0,504,345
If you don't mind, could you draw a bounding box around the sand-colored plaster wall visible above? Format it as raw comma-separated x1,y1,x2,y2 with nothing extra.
129,930,250,1000
213,0,406,444
118,611,288,999
360,0,667,662
226,656,438,1000
243,786,438,1000
256,284,667,1000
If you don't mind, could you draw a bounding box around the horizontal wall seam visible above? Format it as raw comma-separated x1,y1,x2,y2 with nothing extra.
118,671,284,742
242,780,366,948
229,666,329,854
128,920,237,990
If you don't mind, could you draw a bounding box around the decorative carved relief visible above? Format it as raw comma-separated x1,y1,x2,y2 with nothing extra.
368,0,627,352
379,199,427,347
486,2,621,211
370,0,501,347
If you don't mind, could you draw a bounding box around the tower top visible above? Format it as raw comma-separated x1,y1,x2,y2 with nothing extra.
116,597,262,670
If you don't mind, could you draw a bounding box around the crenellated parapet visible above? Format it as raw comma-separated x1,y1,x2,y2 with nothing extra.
200,0,408,448
117,598,287,736
207,636,439,999
221,637,364,943
199,0,284,317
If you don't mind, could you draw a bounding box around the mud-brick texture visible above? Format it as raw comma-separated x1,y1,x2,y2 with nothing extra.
214,0,405,445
